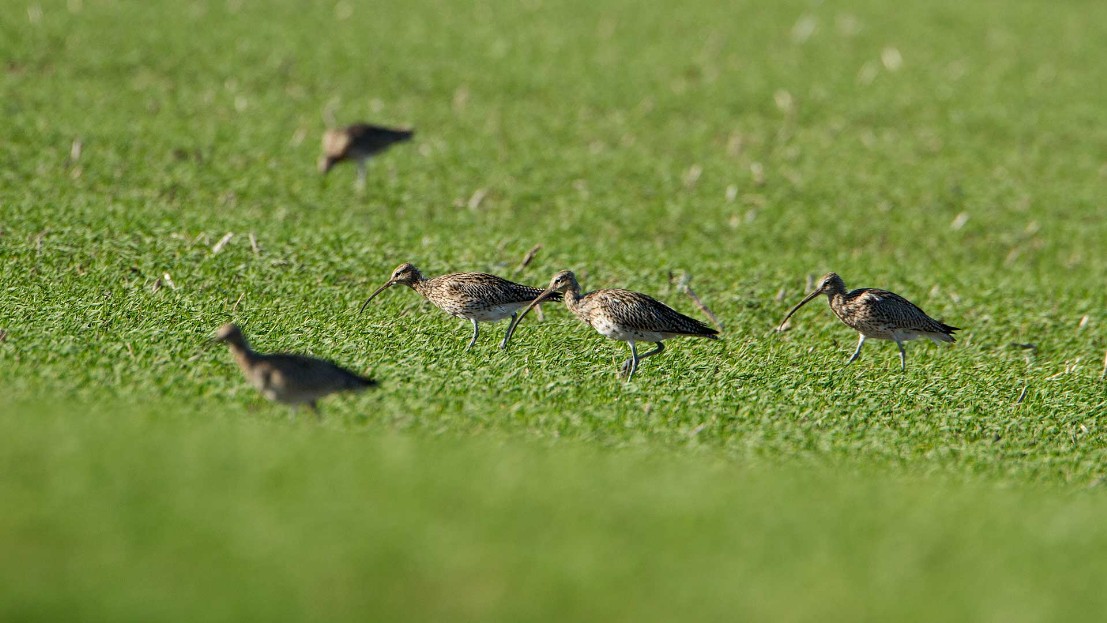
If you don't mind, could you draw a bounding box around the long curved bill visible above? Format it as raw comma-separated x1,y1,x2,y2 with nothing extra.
359,281,396,313
501,288,559,349
776,289,821,332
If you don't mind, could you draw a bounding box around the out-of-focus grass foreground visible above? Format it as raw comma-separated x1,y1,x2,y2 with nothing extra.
2,0,1105,620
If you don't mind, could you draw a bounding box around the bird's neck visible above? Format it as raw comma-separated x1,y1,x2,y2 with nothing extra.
564,288,583,313
410,278,430,295
226,339,257,371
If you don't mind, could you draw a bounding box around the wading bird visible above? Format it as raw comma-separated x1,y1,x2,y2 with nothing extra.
360,263,560,351
776,272,959,371
318,123,414,190
214,323,376,416
503,270,719,380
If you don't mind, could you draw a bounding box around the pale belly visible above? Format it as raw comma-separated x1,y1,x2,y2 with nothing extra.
856,326,897,340
858,325,937,343
259,384,312,405
590,315,665,343
252,373,326,405
456,302,529,322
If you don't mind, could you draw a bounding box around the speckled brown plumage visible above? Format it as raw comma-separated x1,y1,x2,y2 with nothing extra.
503,270,719,380
777,273,959,370
214,324,376,416
318,123,414,188
360,263,561,351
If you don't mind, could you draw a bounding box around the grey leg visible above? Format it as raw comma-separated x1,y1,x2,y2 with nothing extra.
846,334,866,365
356,159,368,191
638,341,665,362
466,318,480,352
499,313,517,350
308,401,321,421
621,342,664,380
621,341,640,380
502,315,521,350
896,340,907,371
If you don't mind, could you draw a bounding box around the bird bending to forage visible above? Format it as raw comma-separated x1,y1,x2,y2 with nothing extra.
213,323,377,416
776,273,960,371
502,270,719,380
359,263,561,351
318,123,414,190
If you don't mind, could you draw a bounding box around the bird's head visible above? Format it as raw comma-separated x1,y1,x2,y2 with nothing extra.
359,263,424,312
318,128,351,173
776,272,846,332
812,272,846,297
386,263,423,286
212,323,248,348
542,270,579,295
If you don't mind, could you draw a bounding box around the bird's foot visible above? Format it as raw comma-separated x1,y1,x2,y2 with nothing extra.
620,359,640,381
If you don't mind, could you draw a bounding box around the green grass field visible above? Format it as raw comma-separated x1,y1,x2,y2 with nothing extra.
3,0,1106,619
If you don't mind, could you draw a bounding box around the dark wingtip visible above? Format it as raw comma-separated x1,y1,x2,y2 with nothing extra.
682,322,720,338
699,319,721,336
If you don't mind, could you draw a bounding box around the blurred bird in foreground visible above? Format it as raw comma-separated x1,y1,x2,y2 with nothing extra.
214,323,377,417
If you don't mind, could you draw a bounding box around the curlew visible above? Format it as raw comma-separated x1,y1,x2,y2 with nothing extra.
213,323,377,416
776,272,960,371
318,123,414,190
503,270,719,380
360,263,561,351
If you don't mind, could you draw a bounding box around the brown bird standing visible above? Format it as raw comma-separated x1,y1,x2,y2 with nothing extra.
360,263,560,351
318,123,414,190
777,272,959,371
214,323,376,416
503,270,719,380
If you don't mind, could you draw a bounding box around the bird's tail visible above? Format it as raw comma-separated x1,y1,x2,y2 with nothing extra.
687,318,720,338
925,323,960,343
350,375,379,390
